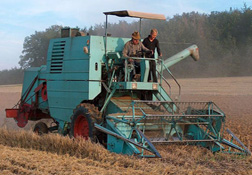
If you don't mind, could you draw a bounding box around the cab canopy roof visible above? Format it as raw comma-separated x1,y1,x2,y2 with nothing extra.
103,10,166,20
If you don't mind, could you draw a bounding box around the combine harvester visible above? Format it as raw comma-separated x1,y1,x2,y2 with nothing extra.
6,11,251,157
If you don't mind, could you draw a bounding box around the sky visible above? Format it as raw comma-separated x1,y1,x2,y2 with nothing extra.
0,0,252,70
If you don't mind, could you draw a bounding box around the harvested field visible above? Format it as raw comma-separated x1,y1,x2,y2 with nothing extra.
0,77,252,174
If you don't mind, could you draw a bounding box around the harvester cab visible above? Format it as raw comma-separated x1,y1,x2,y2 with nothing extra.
5,10,251,157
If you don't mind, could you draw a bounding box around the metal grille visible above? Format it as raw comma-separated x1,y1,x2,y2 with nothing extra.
110,100,225,122
133,101,225,116
50,41,66,73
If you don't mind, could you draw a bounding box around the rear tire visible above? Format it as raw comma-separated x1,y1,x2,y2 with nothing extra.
34,122,48,135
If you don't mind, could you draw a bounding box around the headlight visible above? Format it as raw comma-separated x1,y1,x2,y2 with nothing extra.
152,83,158,90
132,83,137,89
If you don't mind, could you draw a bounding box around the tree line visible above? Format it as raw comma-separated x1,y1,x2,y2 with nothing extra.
1,5,252,84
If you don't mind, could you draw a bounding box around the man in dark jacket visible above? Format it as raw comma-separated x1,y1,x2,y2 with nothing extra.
143,29,162,82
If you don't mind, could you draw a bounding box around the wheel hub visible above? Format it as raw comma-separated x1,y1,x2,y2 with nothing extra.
74,114,89,139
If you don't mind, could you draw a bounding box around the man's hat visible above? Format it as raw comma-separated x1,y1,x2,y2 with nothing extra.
132,31,140,40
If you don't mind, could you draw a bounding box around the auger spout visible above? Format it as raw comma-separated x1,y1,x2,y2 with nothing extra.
163,44,199,68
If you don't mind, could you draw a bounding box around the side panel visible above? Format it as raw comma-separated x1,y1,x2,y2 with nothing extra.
46,37,90,76
47,80,89,122
46,36,92,123
89,36,103,99
21,66,47,106
88,36,129,99
45,36,130,124
21,68,39,105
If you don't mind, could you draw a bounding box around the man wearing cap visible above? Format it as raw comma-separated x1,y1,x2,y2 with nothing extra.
122,31,151,81
143,29,162,82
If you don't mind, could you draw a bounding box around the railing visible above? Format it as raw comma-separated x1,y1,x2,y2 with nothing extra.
157,71,171,95
106,100,226,145
156,59,181,101
131,100,225,116
123,57,155,82
112,100,226,120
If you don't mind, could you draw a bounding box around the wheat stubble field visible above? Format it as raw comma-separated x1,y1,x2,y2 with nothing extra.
0,77,251,175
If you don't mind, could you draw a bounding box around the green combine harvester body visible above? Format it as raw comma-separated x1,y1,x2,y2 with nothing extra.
6,10,251,157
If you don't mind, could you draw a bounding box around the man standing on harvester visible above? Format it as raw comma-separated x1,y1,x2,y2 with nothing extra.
122,31,151,81
143,29,162,82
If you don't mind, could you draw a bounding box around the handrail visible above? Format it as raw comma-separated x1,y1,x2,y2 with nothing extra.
156,60,181,101
123,56,156,82
162,63,181,101
157,71,171,95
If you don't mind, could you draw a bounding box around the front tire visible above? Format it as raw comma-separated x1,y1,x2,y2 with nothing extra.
70,103,101,141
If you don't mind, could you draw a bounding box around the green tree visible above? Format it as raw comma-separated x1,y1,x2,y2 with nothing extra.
0,67,24,85
16,6,252,78
19,25,62,69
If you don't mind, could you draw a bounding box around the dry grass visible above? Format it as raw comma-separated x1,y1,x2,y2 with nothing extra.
1,77,252,174
0,128,251,175
0,129,163,174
